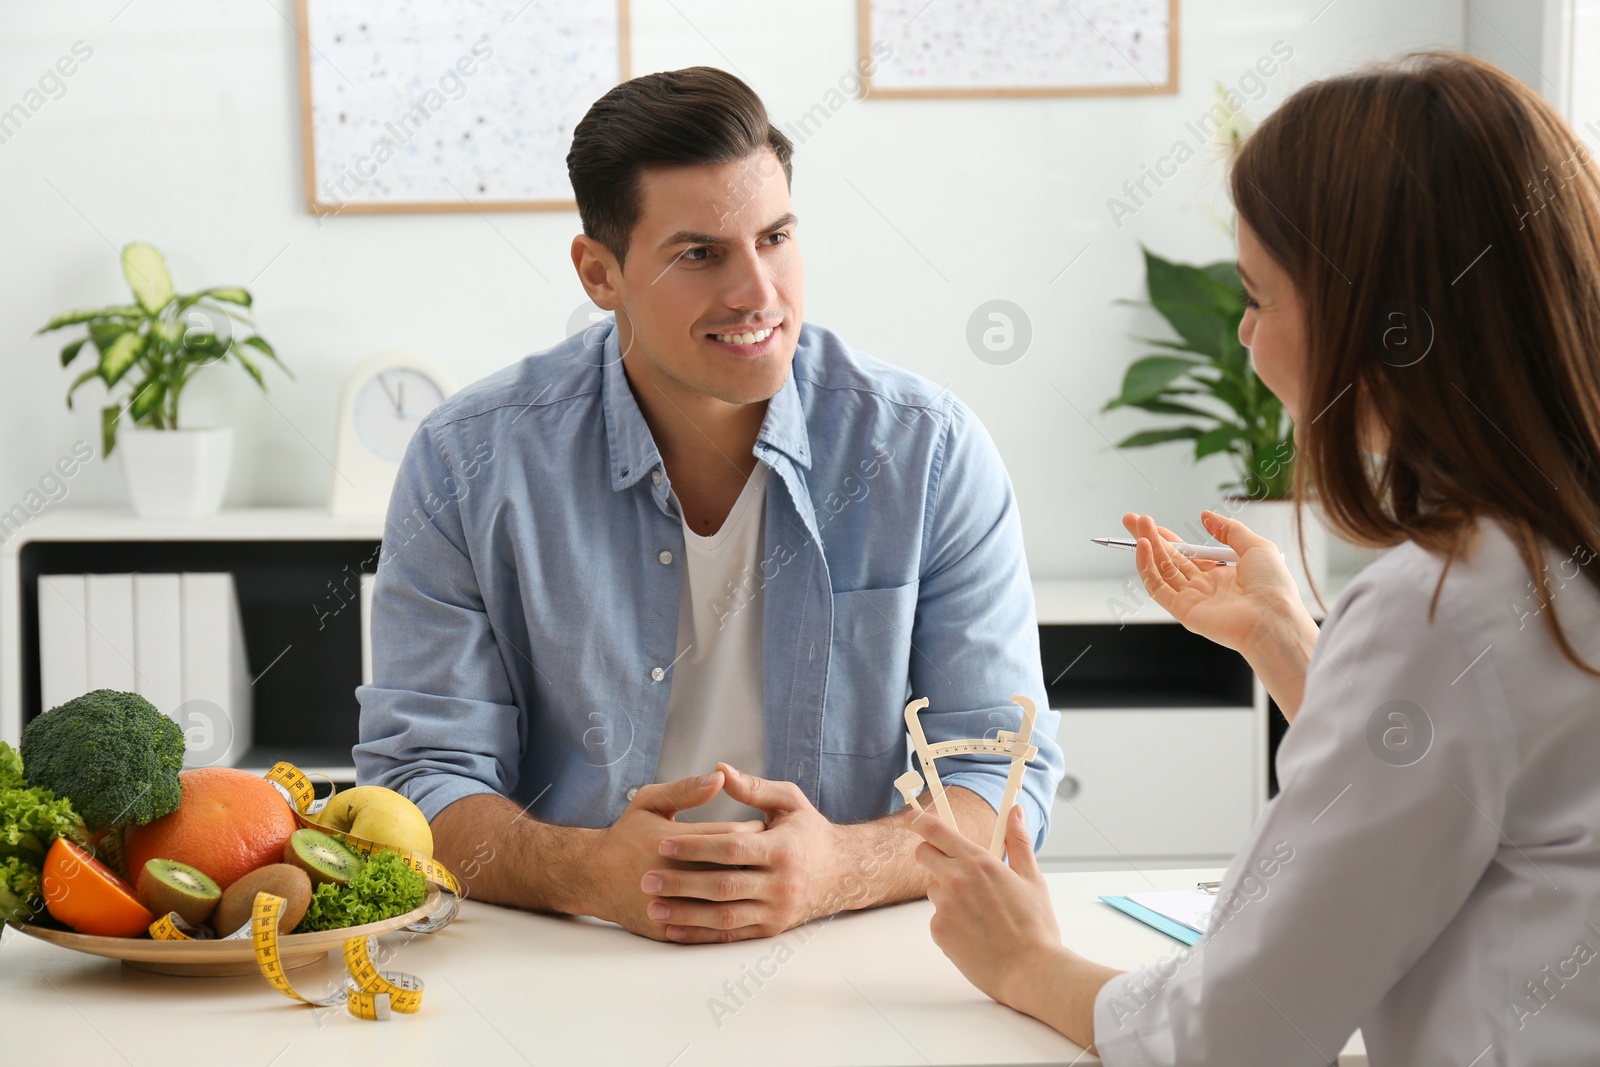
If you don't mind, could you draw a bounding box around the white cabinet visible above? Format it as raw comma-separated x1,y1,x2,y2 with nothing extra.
1041,708,1256,861
1032,579,1283,866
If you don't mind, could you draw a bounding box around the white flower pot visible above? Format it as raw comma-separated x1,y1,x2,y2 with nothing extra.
117,427,234,518
1222,497,1328,604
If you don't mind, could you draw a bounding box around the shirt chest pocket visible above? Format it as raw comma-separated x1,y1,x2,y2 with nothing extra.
822,581,919,756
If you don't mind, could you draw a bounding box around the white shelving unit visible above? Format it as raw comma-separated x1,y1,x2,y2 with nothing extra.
1,507,382,783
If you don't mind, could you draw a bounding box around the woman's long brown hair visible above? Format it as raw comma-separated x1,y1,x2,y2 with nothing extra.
1231,51,1600,674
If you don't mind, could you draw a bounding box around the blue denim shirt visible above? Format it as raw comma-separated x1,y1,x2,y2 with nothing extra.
354,321,1062,847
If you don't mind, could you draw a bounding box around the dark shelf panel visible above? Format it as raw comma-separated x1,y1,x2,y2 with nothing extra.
1040,622,1254,710
18,539,380,762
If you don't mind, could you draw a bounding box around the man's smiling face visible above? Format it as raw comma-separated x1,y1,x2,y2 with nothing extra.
608,147,804,408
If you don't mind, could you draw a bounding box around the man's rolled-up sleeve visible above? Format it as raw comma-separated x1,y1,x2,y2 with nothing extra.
909,398,1062,849
353,422,523,823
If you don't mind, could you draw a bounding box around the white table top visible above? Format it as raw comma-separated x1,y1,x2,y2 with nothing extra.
2,867,1366,1065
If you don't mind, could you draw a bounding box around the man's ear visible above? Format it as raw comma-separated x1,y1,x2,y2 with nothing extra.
571,234,624,311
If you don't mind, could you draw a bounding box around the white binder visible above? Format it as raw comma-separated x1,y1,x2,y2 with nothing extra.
179,572,252,768
37,574,88,712
85,574,137,693
132,573,183,719
35,570,252,768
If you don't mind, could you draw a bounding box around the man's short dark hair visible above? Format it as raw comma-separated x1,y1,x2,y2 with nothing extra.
567,66,794,267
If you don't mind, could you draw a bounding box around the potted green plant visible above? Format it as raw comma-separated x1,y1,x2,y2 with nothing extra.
1104,247,1324,596
38,243,289,518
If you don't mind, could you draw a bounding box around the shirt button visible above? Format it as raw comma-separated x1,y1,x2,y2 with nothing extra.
651,469,663,486
626,787,640,801
658,550,673,565
650,666,665,682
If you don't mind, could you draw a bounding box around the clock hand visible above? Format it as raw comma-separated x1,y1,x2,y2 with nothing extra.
376,372,401,414
396,379,405,419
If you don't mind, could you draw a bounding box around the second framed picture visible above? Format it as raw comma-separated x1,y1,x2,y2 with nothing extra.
859,0,1178,98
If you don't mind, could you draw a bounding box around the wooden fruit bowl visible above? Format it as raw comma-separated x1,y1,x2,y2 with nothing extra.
8,886,443,977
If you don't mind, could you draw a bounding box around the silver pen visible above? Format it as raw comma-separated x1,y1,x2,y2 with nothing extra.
1090,536,1240,565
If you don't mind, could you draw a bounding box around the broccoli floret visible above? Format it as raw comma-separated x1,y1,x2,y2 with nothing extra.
19,689,185,833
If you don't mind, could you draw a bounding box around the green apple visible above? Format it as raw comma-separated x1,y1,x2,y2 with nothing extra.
311,786,434,860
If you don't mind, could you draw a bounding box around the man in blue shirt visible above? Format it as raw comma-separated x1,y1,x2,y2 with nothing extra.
355,66,1062,943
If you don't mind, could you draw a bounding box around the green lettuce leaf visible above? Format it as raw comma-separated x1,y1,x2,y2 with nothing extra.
0,854,44,924
0,742,90,863
295,850,426,933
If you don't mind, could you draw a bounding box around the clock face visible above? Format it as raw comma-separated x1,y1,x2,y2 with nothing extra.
353,368,446,462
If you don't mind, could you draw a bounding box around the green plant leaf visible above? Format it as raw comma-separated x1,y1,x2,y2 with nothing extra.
99,330,145,387
127,377,165,421
1193,372,1251,420
121,243,175,315
180,326,228,365
1108,248,1292,493
38,305,144,333
1242,441,1295,500
152,318,186,348
241,336,293,380
101,405,120,457
59,338,88,368
192,286,252,309
174,292,254,327
1105,355,1201,409
1194,423,1244,459
1135,336,1213,357
239,334,278,360
1127,399,1219,419
1143,248,1246,358
1199,260,1243,293
88,322,130,354
231,345,265,389
1115,426,1205,448
65,367,100,409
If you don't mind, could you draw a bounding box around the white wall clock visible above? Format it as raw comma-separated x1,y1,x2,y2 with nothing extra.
329,350,458,518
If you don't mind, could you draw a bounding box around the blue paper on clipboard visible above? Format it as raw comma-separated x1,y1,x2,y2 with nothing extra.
1100,890,1212,946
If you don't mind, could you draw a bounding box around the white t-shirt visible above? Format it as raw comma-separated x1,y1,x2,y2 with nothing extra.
655,462,769,823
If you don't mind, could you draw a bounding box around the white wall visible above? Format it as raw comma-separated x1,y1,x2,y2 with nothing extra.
1464,0,1569,108
1566,0,1600,138
1,0,1465,578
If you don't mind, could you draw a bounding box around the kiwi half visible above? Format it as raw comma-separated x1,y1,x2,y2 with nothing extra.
211,863,312,937
283,827,365,887
136,859,222,926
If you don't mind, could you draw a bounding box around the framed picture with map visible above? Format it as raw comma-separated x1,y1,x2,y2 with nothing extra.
296,0,630,215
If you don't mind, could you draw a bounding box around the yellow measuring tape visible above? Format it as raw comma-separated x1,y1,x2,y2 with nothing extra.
263,762,464,898
148,762,461,1021
253,892,425,1020
95,825,128,881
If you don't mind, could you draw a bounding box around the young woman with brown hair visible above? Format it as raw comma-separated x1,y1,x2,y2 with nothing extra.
908,51,1600,1064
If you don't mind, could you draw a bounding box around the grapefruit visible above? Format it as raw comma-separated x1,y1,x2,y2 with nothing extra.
122,767,297,889
42,837,154,937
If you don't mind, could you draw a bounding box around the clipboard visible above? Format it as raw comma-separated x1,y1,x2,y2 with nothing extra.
1100,882,1219,946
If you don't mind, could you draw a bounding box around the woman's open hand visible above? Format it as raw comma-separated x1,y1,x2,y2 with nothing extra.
1123,510,1304,654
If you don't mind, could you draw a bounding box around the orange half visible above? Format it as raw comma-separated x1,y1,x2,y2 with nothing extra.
42,837,155,938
